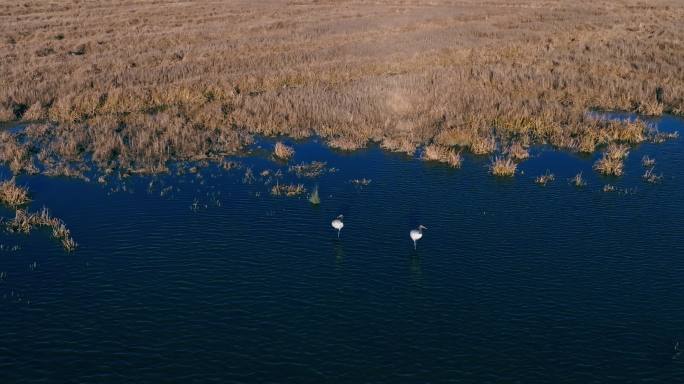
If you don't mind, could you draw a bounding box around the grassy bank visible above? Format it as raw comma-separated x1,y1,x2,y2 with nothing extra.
1,0,682,175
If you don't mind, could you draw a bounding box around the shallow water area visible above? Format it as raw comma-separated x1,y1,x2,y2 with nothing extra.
0,115,683,383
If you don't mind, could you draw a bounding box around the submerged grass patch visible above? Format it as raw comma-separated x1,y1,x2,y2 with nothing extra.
271,182,306,197
641,155,656,167
350,178,372,186
289,161,329,178
571,172,587,187
535,171,555,186
642,168,663,184
5,208,77,252
603,184,617,192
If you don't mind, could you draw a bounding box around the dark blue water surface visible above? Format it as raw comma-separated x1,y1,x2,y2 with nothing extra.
1,115,683,383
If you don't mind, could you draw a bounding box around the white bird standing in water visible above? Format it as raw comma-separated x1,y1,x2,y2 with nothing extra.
410,225,427,250
331,215,344,238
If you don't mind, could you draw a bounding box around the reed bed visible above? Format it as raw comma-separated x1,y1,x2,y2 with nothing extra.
0,178,30,207
489,157,516,177
0,0,682,178
6,208,77,251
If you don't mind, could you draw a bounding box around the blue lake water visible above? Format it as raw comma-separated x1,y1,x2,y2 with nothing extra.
0,115,683,383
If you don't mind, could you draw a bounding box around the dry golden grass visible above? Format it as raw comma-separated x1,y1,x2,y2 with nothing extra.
470,137,497,156
489,156,516,177
594,156,625,176
422,144,462,168
594,143,629,176
505,142,530,161
0,177,30,207
273,142,295,160
0,0,682,177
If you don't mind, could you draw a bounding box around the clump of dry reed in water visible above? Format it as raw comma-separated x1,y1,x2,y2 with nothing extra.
489,156,516,177
571,172,587,187
535,170,555,185
0,178,30,207
422,144,462,168
603,184,616,192
594,144,629,176
271,182,306,197
642,168,663,184
273,142,295,160
6,208,77,251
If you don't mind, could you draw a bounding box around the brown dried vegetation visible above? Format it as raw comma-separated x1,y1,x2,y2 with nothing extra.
489,156,517,177
422,144,462,168
6,208,77,251
0,177,30,207
273,142,295,160
0,1,682,177
593,143,630,176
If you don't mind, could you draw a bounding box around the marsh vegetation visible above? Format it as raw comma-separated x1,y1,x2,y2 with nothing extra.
535,171,555,186
271,182,306,197
0,0,682,178
489,157,517,177
571,172,587,188
5,208,77,252
273,142,295,161
594,143,630,176
0,178,30,207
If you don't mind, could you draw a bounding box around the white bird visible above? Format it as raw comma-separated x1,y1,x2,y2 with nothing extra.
410,225,427,250
331,215,344,238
